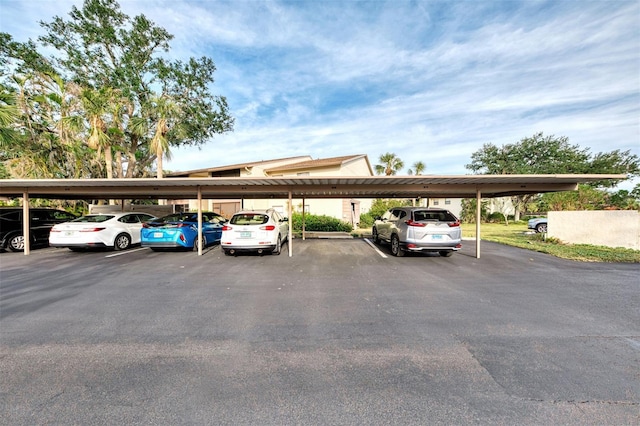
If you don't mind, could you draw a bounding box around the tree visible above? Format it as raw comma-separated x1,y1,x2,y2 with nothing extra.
375,152,404,176
466,132,640,219
459,198,489,223
0,0,233,179
407,161,426,175
536,185,608,211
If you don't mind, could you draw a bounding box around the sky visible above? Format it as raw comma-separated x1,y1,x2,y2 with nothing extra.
1,0,639,188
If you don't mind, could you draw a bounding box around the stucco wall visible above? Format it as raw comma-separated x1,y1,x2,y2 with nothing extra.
548,210,640,250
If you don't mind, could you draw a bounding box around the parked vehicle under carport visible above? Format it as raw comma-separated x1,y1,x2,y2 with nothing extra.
372,207,462,257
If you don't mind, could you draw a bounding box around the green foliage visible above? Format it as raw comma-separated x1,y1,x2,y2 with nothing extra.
374,152,404,176
466,132,639,187
465,132,640,218
607,187,640,210
459,198,489,223
536,184,640,211
407,161,426,175
291,213,353,232
0,0,233,180
537,184,607,211
358,212,375,228
367,198,412,219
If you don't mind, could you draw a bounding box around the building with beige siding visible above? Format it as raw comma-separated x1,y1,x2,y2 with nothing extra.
166,154,374,226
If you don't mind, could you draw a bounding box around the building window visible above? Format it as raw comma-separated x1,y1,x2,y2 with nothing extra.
433,200,440,206
445,199,451,205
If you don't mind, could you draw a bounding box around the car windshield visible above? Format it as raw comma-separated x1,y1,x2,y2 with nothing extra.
413,211,457,222
230,213,269,225
72,215,114,223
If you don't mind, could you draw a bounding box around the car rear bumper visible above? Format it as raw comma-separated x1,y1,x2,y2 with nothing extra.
141,241,189,248
221,244,277,252
50,242,108,248
401,241,462,252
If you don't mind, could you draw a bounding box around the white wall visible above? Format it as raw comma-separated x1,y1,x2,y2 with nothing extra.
548,210,640,250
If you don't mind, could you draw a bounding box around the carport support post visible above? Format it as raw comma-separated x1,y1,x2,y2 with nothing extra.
288,191,293,257
23,192,30,255
302,196,306,240
197,185,203,256
475,189,481,259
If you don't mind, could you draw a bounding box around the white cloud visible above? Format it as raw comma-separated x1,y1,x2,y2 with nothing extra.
2,0,638,189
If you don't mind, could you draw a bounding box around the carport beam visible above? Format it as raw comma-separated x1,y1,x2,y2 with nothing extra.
476,189,481,259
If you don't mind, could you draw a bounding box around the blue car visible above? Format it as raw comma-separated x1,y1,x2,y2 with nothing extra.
141,212,227,251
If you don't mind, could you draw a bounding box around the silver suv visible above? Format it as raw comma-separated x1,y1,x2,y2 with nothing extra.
372,207,462,257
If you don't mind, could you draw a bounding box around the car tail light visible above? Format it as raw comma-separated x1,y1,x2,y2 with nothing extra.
448,221,460,227
176,223,190,228
142,223,152,228
50,227,60,232
222,225,232,231
80,227,106,232
179,234,186,242
405,220,425,227
260,225,276,231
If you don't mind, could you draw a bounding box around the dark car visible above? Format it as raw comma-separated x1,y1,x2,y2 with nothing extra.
0,207,78,252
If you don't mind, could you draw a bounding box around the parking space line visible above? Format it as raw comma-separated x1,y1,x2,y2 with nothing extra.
105,247,148,258
363,238,388,258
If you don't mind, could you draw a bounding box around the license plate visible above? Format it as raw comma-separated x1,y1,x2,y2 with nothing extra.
64,231,74,236
240,231,252,238
431,234,443,240
153,232,164,238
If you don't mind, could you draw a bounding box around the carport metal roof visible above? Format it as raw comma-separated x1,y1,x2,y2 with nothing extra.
0,174,627,258
0,174,626,199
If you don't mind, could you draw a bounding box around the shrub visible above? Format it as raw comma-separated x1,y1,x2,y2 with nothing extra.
291,213,353,232
358,212,375,228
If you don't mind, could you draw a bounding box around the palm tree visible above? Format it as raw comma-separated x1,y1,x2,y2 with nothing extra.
0,89,19,148
82,87,114,178
408,161,426,175
149,94,179,179
375,152,404,176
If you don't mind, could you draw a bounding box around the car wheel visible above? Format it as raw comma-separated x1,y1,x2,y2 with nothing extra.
193,235,205,252
114,233,131,250
7,234,25,252
272,235,282,255
390,234,405,257
536,223,547,233
439,250,454,257
372,227,380,244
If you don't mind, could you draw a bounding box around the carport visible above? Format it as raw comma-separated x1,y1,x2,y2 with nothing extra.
0,174,626,258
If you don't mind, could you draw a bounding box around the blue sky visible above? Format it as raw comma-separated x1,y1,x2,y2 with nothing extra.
1,0,639,188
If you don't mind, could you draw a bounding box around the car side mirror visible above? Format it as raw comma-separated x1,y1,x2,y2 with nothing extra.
281,217,288,222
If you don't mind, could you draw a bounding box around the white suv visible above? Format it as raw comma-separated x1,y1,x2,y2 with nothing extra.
372,207,462,257
221,209,289,256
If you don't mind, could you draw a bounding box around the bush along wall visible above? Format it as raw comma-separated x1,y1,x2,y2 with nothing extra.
291,213,353,232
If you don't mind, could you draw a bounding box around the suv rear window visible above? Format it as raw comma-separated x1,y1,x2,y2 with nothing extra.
413,210,457,222
230,213,269,225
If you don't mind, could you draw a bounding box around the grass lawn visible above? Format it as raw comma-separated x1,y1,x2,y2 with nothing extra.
460,222,640,263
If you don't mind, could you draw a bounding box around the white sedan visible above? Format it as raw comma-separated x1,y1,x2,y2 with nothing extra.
49,212,156,251
221,209,289,256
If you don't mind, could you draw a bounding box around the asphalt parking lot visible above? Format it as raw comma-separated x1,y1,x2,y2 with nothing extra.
1,239,639,425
